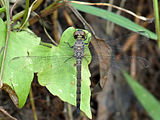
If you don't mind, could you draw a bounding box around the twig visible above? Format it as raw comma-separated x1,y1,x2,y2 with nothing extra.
30,12,58,45
52,10,60,43
67,103,73,120
43,22,58,46
116,0,126,15
69,1,154,23
0,106,17,120
106,0,114,35
10,0,19,21
2,84,19,107
67,3,103,41
29,87,38,120
130,0,143,78
29,0,64,25
63,10,74,26
108,0,126,35
122,0,144,78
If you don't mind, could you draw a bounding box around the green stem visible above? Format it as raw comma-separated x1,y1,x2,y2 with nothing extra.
29,87,38,120
0,0,11,88
21,0,30,25
153,0,160,48
0,6,5,14
12,0,43,22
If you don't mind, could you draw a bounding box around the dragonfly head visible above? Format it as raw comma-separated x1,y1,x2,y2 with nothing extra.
74,30,86,39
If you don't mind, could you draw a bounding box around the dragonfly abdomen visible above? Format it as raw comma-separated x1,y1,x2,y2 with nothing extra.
76,59,82,114
73,30,87,114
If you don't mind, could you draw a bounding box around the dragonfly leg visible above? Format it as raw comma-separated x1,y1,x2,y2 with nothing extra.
64,56,74,63
84,32,90,44
0,46,4,55
84,42,89,46
83,56,89,63
64,42,74,48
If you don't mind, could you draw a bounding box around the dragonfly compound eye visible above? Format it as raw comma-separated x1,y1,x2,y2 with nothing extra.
74,30,86,39
74,34,78,39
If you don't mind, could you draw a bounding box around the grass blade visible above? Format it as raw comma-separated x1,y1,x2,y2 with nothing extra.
70,3,157,40
123,71,160,120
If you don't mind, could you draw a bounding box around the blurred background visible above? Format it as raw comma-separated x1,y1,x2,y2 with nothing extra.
0,0,160,120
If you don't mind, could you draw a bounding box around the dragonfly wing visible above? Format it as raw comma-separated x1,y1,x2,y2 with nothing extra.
9,56,38,72
9,55,75,72
118,56,151,69
87,30,151,72
87,53,150,72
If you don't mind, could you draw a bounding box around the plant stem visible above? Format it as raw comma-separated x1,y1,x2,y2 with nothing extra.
29,87,38,120
153,0,160,48
67,103,73,120
12,0,43,22
0,0,11,88
0,6,5,14
21,0,30,25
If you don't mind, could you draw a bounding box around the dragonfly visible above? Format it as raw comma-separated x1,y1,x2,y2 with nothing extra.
63,29,89,113
72,30,88,113
9,27,150,115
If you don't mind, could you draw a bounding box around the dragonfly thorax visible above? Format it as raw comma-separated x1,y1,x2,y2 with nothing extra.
73,39,85,59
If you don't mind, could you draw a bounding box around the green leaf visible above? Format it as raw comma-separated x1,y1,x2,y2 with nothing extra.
70,3,157,40
6,27,92,119
36,27,92,118
123,71,160,120
0,18,41,107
